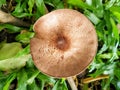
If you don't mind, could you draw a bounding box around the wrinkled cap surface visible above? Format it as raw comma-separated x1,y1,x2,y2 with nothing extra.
30,9,98,78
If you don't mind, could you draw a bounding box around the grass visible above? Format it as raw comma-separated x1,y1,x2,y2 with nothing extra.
0,0,120,90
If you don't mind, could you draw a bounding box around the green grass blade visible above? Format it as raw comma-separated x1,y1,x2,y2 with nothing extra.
16,69,28,90
3,73,16,90
110,17,119,41
67,0,95,10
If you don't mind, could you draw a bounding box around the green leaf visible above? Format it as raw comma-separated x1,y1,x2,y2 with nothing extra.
27,70,39,85
93,0,104,18
44,0,55,7
3,73,16,90
14,13,32,18
94,62,116,77
117,81,120,89
0,0,6,8
115,65,120,80
52,79,68,90
84,10,100,25
25,57,35,68
28,0,35,14
110,6,120,23
111,11,120,23
85,0,104,17
35,0,46,19
16,32,34,44
30,73,45,90
110,17,119,41
89,58,104,73
101,78,110,90
0,42,22,60
27,80,40,90
86,0,92,6
52,0,64,9
15,45,30,57
12,1,24,17
103,63,116,75
98,53,112,59
104,10,112,31
37,73,56,84
96,21,105,39
0,72,9,90
111,77,120,90
44,0,64,9
110,6,120,13
67,0,94,10
109,44,119,62
13,1,23,13
105,0,116,9
16,69,28,90
0,54,31,71
39,80,45,90
98,44,108,54
0,24,23,33
12,1,32,18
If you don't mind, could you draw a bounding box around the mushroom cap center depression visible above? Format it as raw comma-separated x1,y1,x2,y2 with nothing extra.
56,36,69,51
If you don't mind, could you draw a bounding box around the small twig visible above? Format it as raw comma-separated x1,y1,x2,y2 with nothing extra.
8,0,13,10
0,10,30,27
82,75,109,84
67,77,78,90
63,0,68,8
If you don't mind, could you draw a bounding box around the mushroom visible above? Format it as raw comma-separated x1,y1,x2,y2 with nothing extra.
30,9,97,89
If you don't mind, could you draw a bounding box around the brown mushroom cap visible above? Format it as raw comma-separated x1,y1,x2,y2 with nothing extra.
30,9,98,78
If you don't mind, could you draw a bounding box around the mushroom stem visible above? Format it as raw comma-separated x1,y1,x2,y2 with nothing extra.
67,77,78,90
0,10,30,27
